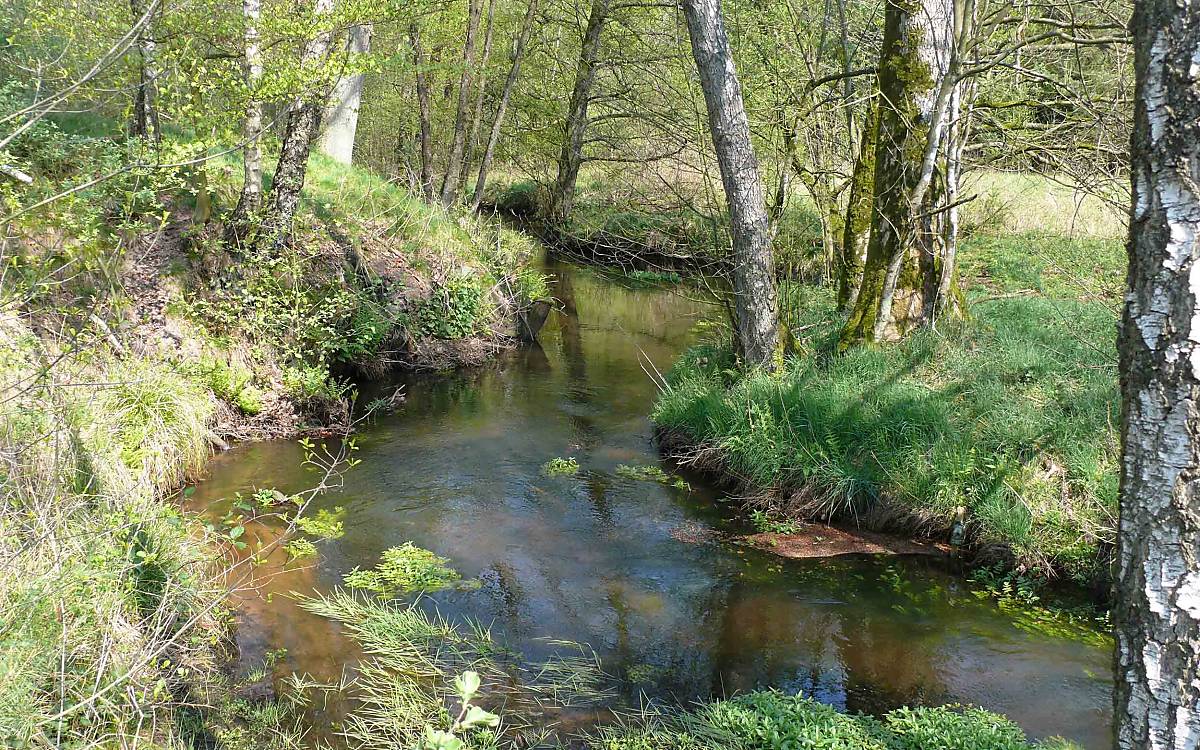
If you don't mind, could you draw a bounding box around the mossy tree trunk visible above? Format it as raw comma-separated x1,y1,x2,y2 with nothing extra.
129,0,160,143
838,101,877,310
547,0,610,224
839,0,959,348
682,0,778,368
1115,0,1200,746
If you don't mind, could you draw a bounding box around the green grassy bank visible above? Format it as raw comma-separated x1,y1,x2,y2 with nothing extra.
0,109,547,747
654,227,1122,587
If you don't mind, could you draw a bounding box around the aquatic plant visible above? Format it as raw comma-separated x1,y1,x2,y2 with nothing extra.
343,542,462,595
748,509,802,535
541,457,580,476
614,464,690,490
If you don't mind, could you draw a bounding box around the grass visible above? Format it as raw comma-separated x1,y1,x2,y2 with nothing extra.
588,690,1079,750
654,228,1122,585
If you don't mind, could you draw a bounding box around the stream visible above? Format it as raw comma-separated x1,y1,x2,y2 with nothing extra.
188,257,1113,748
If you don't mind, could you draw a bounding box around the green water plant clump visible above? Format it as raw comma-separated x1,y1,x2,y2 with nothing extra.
343,542,463,595
614,464,690,490
541,457,581,476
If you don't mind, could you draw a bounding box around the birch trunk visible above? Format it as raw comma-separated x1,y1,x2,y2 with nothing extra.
318,23,372,165
839,0,956,348
547,0,610,223
129,0,160,142
681,0,778,368
262,0,336,243
471,0,539,211
233,0,264,221
440,0,484,205
410,24,435,202
1115,1,1200,747
459,0,498,192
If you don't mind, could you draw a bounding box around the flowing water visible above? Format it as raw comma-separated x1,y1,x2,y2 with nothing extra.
188,258,1113,748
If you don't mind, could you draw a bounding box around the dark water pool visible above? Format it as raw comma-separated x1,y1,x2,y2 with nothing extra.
189,259,1112,747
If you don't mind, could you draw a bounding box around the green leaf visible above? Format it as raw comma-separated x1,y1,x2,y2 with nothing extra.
422,727,463,750
454,670,481,702
460,705,500,730
228,525,245,540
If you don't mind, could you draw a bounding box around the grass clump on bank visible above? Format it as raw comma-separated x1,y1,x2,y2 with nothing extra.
654,231,1121,585
591,690,1075,750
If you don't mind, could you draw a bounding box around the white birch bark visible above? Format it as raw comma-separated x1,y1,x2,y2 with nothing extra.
318,24,373,165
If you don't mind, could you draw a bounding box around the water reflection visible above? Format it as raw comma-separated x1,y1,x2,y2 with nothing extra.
189,261,1112,748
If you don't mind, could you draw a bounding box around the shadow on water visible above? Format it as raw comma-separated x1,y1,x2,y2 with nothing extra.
188,258,1113,748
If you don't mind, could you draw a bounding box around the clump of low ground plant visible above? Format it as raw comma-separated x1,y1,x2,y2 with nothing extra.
588,691,1079,750
654,229,1121,586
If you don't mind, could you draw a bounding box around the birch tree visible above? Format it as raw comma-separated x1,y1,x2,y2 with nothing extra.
232,0,264,222
262,0,337,243
681,0,778,367
318,23,373,165
128,0,159,142
1115,1,1200,747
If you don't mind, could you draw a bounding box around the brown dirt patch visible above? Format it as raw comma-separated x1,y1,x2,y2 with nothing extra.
740,523,950,559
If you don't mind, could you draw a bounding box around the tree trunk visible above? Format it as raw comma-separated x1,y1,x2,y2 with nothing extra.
459,0,498,192
439,0,484,206
471,0,539,211
232,0,264,222
262,0,337,243
318,23,373,165
129,0,160,143
410,23,435,202
681,0,778,368
1115,2,1200,748
839,0,957,349
547,0,610,223
839,101,877,311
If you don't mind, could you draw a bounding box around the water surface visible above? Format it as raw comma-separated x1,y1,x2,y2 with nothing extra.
190,259,1112,747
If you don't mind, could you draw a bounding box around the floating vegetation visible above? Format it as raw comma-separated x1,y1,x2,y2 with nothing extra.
541,457,580,476
295,506,346,539
968,566,1111,648
614,463,690,490
343,542,462,595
